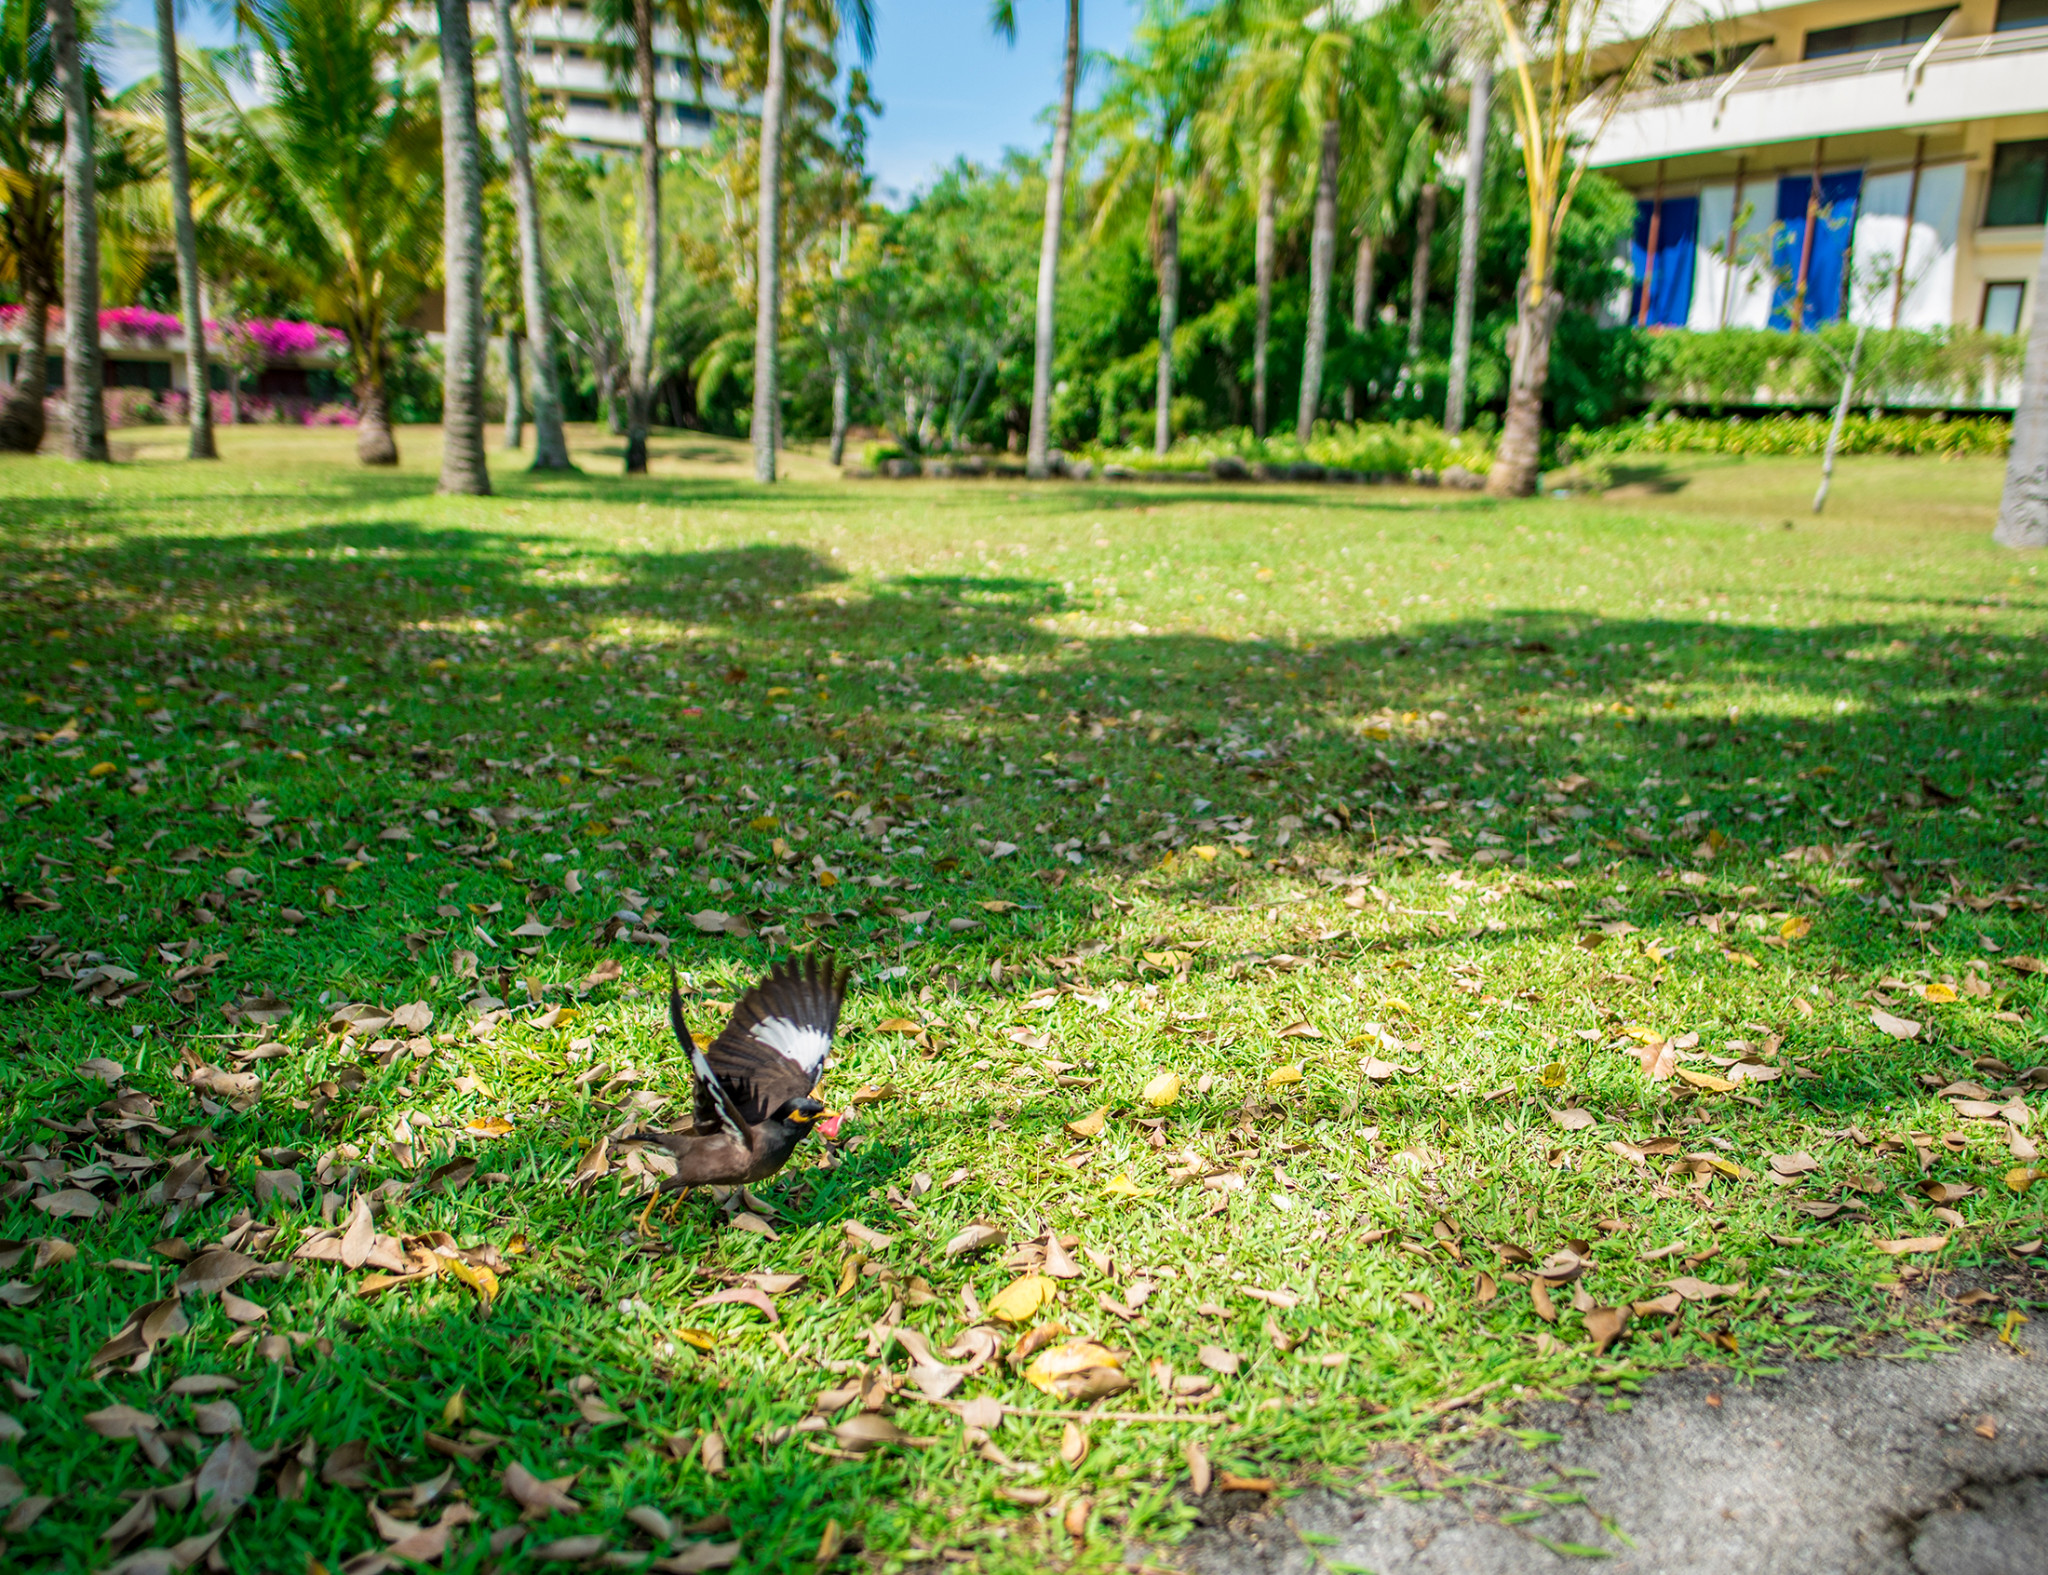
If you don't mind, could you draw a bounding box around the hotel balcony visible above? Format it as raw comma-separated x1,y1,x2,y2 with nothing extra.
1587,23,2048,169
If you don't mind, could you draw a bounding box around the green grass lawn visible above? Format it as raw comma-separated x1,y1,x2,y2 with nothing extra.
0,425,2044,1573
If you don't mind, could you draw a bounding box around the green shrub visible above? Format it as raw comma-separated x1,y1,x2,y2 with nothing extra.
1641,326,2025,411
1565,411,2011,460
861,440,906,470
1079,419,1492,477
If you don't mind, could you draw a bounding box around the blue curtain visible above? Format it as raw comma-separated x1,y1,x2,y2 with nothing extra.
1769,171,1863,330
1630,195,1699,327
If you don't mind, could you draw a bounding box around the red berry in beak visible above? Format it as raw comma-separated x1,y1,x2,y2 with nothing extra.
816,1111,845,1141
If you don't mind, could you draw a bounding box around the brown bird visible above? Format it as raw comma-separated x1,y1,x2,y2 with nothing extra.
637,955,847,1228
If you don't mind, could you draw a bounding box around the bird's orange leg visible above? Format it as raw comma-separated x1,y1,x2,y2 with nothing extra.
636,1190,663,1239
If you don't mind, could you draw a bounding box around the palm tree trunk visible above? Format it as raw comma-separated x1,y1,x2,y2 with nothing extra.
752,0,790,483
493,0,572,470
1486,274,1562,497
1444,59,1491,438
1026,0,1080,479
626,0,658,475
436,0,490,494
51,0,106,462
1296,116,1339,446
503,331,524,449
1153,181,1178,457
829,219,850,466
156,0,214,460
0,270,51,454
1994,229,2048,546
1343,227,1373,421
1252,167,1275,441
1397,180,1439,398
356,335,399,465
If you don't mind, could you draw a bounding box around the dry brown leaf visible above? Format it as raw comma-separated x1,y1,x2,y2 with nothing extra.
1663,1276,1743,1301
1186,1440,1212,1496
943,1223,1005,1258
504,1460,582,1519
1871,1008,1922,1041
339,1195,375,1271
1584,1305,1630,1354
1874,1233,1949,1256
1064,1106,1108,1140
1197,1344,1241,1376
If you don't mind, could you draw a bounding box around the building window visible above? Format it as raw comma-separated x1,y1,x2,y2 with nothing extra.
1804,6,1952,58
1996,0,2048,29
1983,282,2026,334
567,94,612,111
675,103,713,126
1985,139,2048,227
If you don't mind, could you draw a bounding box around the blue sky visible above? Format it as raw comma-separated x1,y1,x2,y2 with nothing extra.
102,0,1141,203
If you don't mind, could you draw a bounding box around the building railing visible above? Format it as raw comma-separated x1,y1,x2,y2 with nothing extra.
1604,21,2048,116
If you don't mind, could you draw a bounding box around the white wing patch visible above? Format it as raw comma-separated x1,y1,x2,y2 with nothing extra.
753,1016,832,1076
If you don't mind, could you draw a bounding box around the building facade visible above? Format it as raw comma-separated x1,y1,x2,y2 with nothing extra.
407,2,744,155
1587,0,2048,339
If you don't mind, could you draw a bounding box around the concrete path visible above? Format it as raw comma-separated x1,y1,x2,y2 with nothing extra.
1170,1337,2048,1575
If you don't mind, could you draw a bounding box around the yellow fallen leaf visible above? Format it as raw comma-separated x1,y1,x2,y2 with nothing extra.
1023,1339,1127,1396
1779,915,1812,940
817,870,839,887
1065,1106,1109,1140
464,1116,514,1138
988,1274,1056,1324
87,761,117,778
434,1252,499,1309
2001,1309,2029,1344
1922,982,1957,1003
1104,1173,1158,1199
1676,1068,1737,1093
748,815,778,832
1266,1065,1303,1088
673,1328,717,1352
1189,845,1219,861
875,1018,924,1035
1538,1062,1568,1089
2006,1167,2043,1193
1141,1071,1180,1108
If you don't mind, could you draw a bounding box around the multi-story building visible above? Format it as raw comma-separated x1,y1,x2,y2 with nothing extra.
408,2,744,155
1588,0,2047,338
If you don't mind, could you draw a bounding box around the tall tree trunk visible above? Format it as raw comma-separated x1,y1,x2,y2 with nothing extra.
1486,274,1562,497
356,340,399,465
0,271,50,453
1152,182,1179,456
1395,180,1439,401
1994,232,2048,547
156,0,214,460
625,0,659,474
1296,117,1340,445
1343,227,1373,420
437,0,489,493
1027,0,1080,478
503,332,524,449
1252,167,1275,441
493,0,571,469
829,218,851,466
752,0,790,482
51,0,105,462
1444,60,1491,438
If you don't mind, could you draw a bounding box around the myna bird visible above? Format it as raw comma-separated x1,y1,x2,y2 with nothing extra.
637,955,847,1226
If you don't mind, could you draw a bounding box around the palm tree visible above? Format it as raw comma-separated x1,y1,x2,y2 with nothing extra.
437,0,489,494
1443,54,1491,436
1294,15,1363,443
154,0,214,458
1089,1,1228,457
189,0,441,466
1206,1,1310,442
0,0,61,454
490,0,570,469
1994,230,2048,546
1478,0,1671,496
751,0,875,483
991,0,1080,477
50,0,106,461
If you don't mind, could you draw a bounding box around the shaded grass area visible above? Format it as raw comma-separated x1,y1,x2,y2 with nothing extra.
0,430,2044,1572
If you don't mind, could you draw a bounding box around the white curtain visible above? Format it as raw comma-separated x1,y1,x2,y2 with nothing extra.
1690,181,1775,330
1849,162,1963,328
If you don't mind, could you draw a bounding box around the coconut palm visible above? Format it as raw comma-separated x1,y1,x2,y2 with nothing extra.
1204,0,1312,441
0,0,61,454
437,0,489,494
991,0,1080,476
1443,54,1491,436
490,0,570,469
1476,0,1672,496
751,0,874,483
188,0,441,466
1088,0,1229,456
153,0,213,458
1994,230,2048,546
50,0,105,460
1293,12,1368,443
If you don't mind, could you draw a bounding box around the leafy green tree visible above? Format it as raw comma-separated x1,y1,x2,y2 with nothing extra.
188,0,442,465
